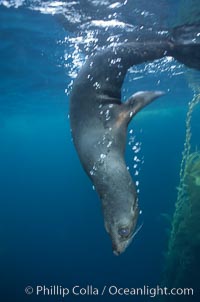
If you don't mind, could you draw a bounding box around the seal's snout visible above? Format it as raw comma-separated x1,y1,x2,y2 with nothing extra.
112,241,129,256
112,244,122,256
113,250,121,256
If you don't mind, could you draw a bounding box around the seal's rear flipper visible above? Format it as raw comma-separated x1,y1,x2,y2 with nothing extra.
123,91,165,125
170,23,200,70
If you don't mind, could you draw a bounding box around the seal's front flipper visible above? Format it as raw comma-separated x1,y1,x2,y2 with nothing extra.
123,91,165,125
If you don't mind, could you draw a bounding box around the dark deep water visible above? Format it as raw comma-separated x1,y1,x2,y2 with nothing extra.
0,1,199,302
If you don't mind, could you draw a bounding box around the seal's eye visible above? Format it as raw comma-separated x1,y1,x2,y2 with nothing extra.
118,227,130,238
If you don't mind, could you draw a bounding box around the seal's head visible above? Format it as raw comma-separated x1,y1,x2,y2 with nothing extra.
105,201,140,255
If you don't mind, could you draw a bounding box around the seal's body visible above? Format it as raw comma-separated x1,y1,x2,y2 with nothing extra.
70,24,200,255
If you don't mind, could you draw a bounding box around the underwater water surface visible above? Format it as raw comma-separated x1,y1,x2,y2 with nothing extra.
0,1,199,302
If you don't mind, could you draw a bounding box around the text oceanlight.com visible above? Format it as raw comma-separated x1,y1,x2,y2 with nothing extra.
25,285,194,298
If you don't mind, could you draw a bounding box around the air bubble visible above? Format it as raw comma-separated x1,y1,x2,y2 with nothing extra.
93,81,101,89
134,148,141,154
105,109,111,121
107,141,112,148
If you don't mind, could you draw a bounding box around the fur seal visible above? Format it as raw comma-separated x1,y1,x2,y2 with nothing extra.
70,24,200,255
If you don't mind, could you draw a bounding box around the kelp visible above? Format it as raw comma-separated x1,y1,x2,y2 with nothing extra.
163,92,200,297
161,1,200,299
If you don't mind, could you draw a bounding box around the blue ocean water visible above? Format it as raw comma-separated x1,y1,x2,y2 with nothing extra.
0,1,199,302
